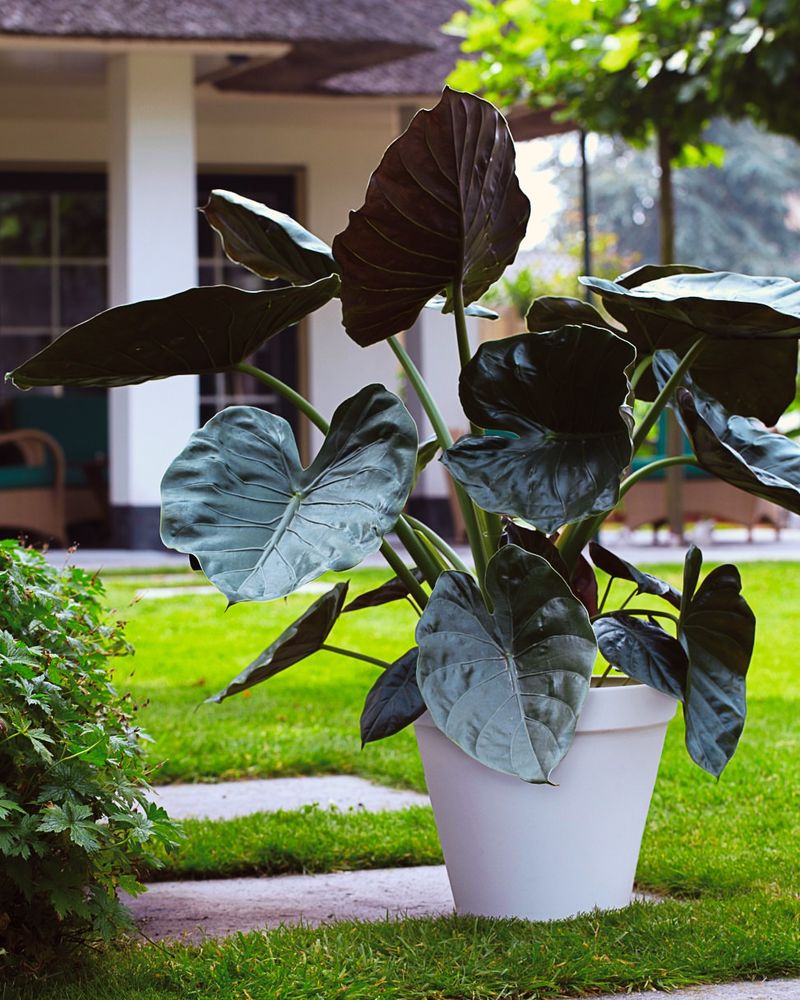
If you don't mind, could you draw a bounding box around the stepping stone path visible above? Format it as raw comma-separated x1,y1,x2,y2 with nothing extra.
129,775,799,1000
150,775,430,820
126,866,454,941
130,775,452,940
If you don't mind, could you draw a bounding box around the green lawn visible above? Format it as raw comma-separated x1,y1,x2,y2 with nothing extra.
8,561,797,999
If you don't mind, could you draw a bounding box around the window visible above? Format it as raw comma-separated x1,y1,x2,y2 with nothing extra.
197,173,299,429
0,171,300,426
0,172,107,402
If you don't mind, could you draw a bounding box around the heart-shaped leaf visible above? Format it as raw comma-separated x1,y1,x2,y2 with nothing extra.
202,190,339,285
678,557,755,777
570,553,599,617
415,545,596,783
589,541,681,608
7,276,340,389
583,266,797,421
526,295,614,333
500,522,569,577
500,523,596,614
160,384,417,604
344,569,425,613
442,326,634,533
360,648,426,746
332,87,530,346
666,372,800,516
207,583,348,703
582,269,800,339
594,613,687,700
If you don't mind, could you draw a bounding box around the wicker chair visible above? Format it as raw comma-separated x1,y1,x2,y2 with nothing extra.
0,429,67,546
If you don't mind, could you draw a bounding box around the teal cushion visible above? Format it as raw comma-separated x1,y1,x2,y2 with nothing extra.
0,465,54,489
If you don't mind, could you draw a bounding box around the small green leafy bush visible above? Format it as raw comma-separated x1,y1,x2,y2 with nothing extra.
0,540,179,973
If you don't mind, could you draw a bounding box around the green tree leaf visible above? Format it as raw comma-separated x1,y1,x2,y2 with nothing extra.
7,276,340,389
333,87,530,346
442,326,634,533
208,584,349,703
161,384,417,604
416,545,596,783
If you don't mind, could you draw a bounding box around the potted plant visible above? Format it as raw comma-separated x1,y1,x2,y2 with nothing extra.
7,88,800,922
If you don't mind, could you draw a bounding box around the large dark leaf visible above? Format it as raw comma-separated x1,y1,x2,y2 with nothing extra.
441,326,634,533
207,583,348,703
589,541,681,608
675,385,800,516
202,190,339,285
582,269,800,339
679,560,755,777
583,266,797,420
500,522,569,577
160,384,417,604
500,523,596,614
415,545,596,783
344,569,425,613
7,277,340,389
332,87,530,347
526,295,614,333
594,614,687,700
425,295,499,320
360,649,426,746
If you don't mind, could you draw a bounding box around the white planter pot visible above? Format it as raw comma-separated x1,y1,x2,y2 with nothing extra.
414,680,677,922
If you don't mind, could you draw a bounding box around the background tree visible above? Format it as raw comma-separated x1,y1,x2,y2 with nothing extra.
448,0,794,262
548,119,800,276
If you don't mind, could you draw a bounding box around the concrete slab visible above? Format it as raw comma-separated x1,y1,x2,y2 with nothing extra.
124,866,454,941
150,775,430,820
43,527,800,575
600,981,800,1000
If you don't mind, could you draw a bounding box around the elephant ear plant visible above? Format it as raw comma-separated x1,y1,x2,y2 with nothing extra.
8,88,800,784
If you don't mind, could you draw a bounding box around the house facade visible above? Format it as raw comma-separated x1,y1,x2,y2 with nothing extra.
0,1,497,547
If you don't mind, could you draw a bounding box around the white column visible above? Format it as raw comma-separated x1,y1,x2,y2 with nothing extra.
107,52,198,547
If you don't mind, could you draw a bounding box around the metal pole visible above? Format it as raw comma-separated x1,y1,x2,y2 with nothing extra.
579,129,593,297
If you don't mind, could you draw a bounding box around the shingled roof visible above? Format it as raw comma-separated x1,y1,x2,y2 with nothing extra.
0,0,433,50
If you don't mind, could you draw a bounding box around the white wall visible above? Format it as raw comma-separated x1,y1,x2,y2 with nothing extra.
0,78,405,460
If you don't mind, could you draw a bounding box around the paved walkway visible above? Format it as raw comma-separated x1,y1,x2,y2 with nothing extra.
150,775,429,820
46,527,800,573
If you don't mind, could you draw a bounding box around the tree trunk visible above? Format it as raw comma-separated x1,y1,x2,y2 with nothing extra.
657,125,684,542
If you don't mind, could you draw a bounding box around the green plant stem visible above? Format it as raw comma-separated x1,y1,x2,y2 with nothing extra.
236,362,329,435
236,361,429,609
597,575,614,614
630,338,706,455
451,284,502,581
387,334,488,587
629,354,652,392
403,514,472,574
319,644,391,670
378,540,428,611
392,517,441,588
618,455,700,500
592,608,679,627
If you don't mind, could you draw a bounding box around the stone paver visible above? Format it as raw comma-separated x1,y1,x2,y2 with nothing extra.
150,775,430,820
125,866,454,941
43,526,800,574
600,981,800,999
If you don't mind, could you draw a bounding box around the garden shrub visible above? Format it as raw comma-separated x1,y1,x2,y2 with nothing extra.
0,540,179,973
